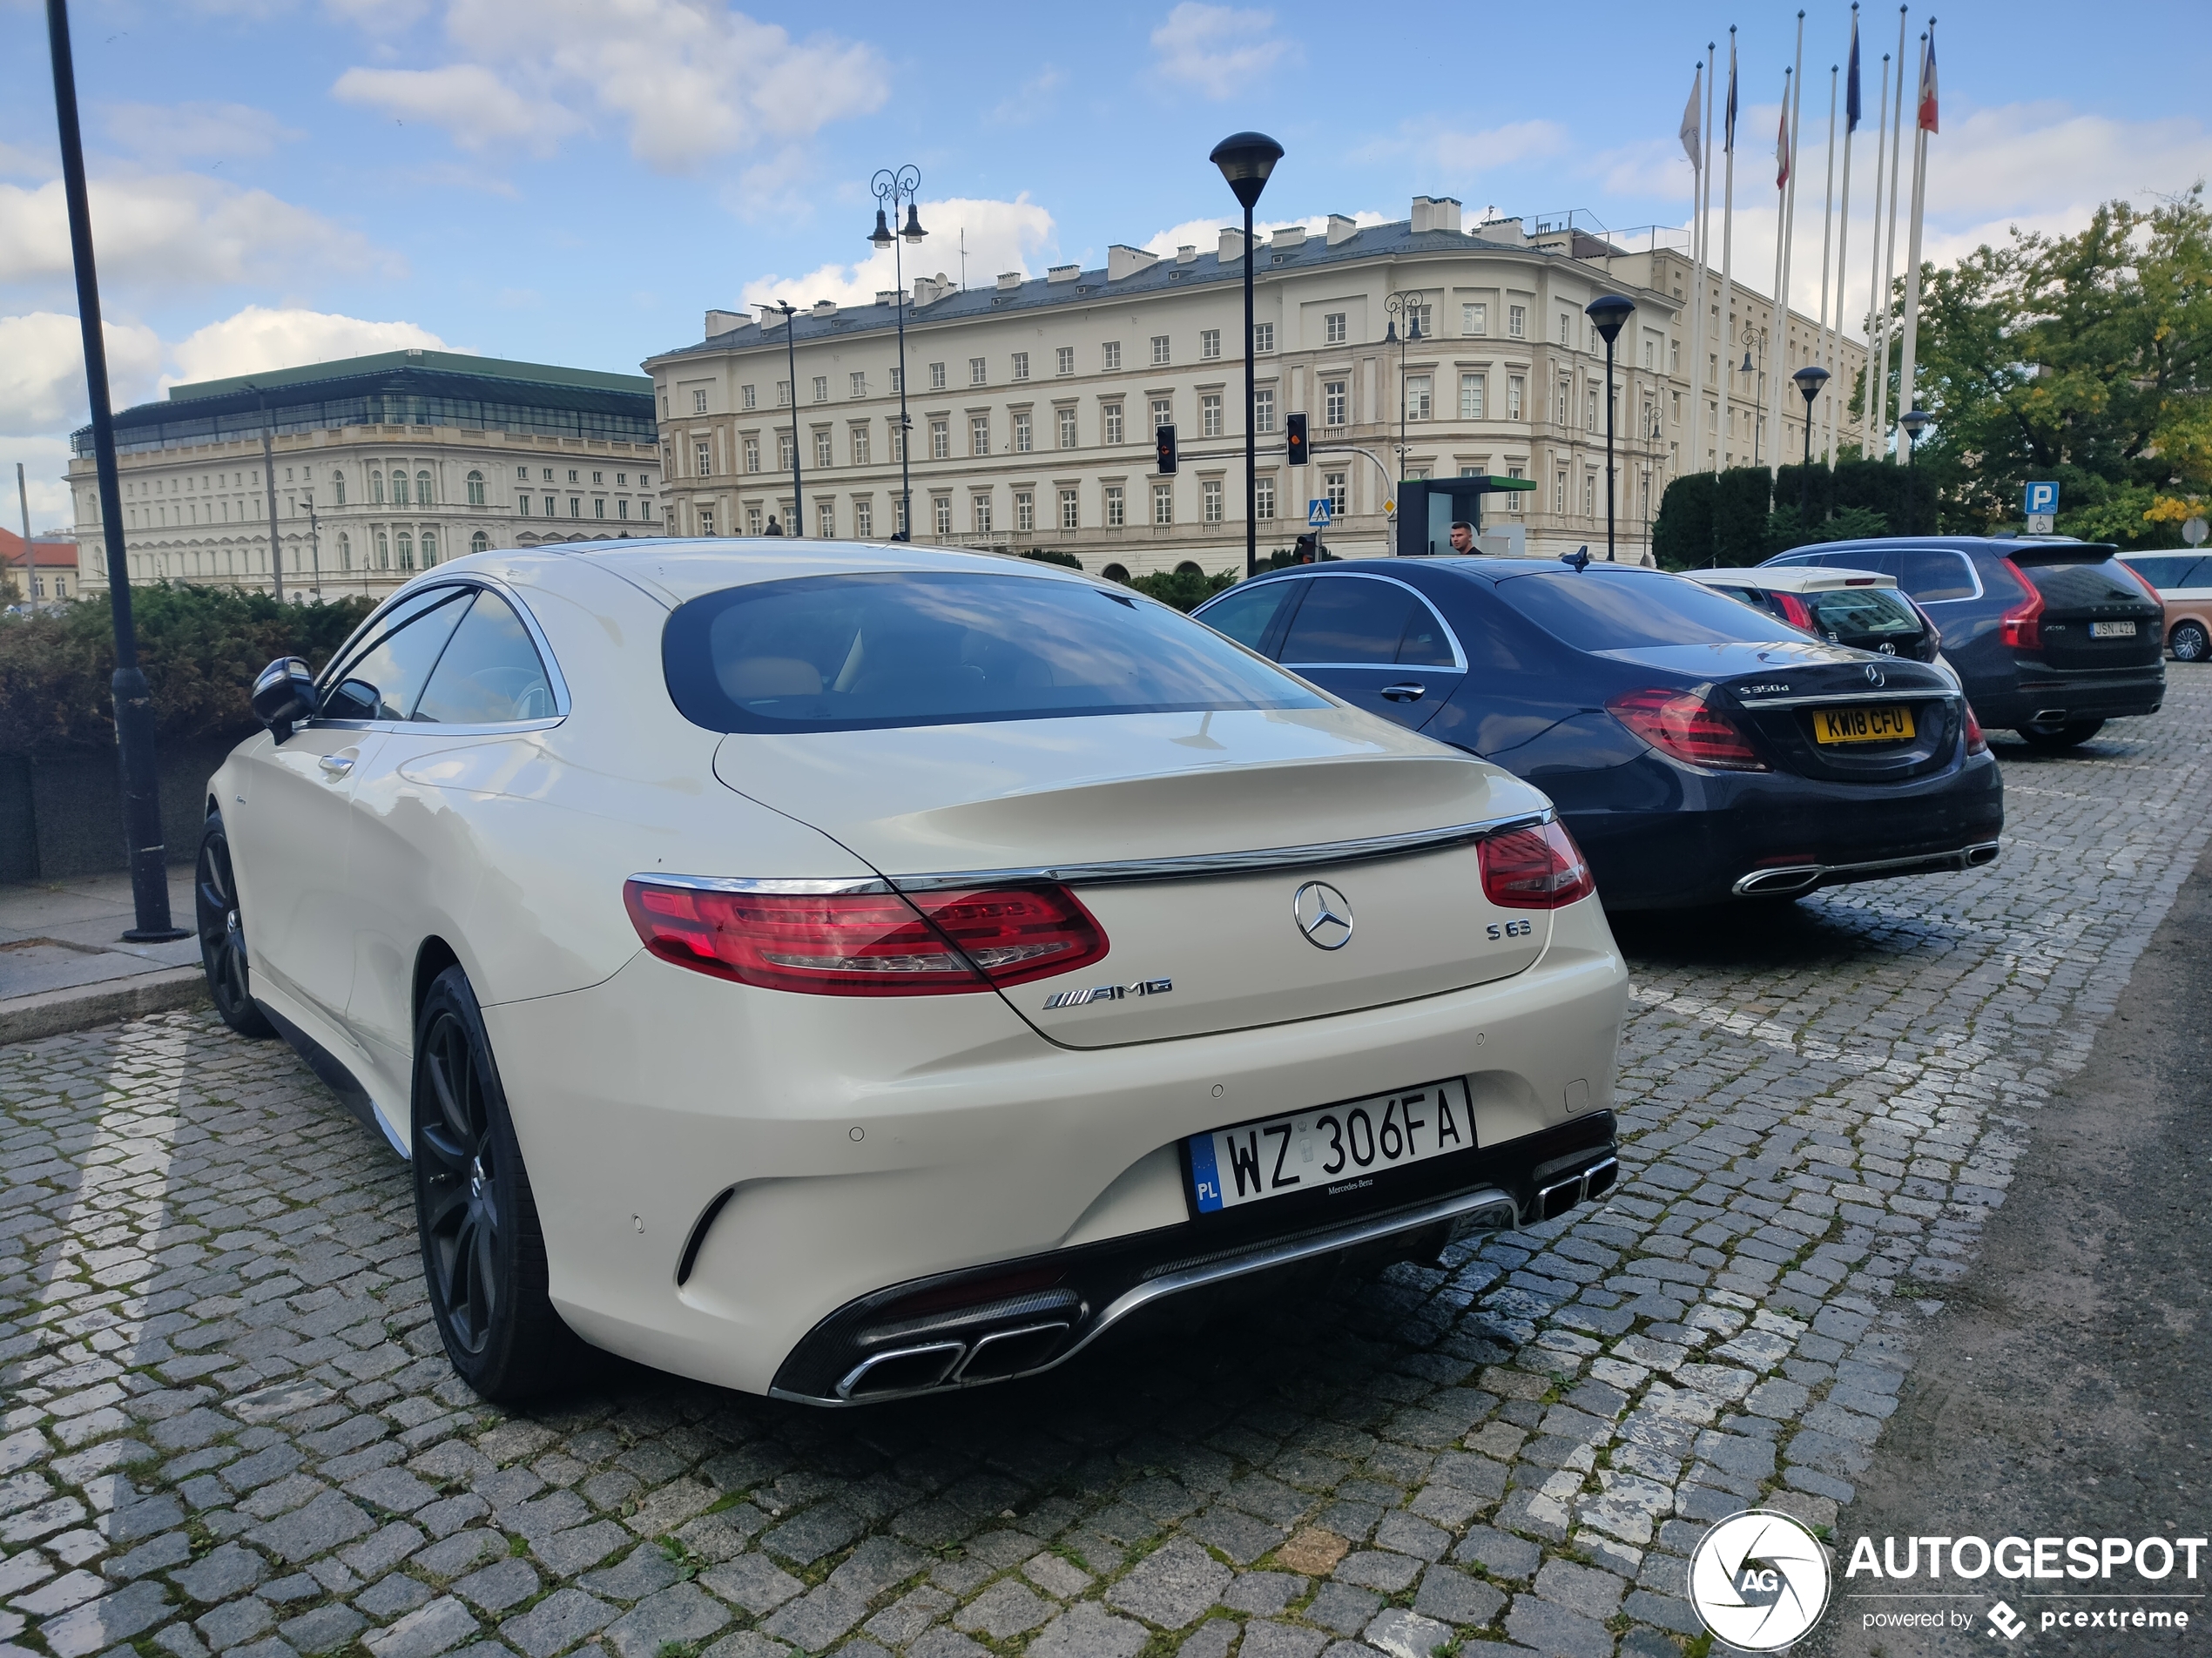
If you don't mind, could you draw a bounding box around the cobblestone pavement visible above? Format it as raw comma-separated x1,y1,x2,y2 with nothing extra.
5,671,2209,1658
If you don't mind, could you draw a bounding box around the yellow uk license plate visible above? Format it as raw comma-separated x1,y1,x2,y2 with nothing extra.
1814,704,1916,744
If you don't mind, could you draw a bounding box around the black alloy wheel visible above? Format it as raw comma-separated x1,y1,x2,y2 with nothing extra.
411,965,580,1400
194,812,274,1039
2017,718,2107,751
2172,620,2210,663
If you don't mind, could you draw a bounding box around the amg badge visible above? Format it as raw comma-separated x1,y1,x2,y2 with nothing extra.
1042,978,1173,1010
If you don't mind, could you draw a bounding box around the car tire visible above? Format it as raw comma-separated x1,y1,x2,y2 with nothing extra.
2017,718,2106,751
2172,620,2211,663
412,965,583,1402
193,812,275,1040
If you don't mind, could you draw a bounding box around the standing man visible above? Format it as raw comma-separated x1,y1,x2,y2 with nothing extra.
1448,521,1478,554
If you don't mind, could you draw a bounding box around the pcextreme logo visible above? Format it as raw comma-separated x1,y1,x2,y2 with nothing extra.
1689,1510,1833,1650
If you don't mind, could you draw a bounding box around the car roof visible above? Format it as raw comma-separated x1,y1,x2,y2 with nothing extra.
1235,556,1681,590
1769,535,2121,560
1686,566,1898,591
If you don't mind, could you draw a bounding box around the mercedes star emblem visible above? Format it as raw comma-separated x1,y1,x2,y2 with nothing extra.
1292,880,1354,950
1863,664,1885,686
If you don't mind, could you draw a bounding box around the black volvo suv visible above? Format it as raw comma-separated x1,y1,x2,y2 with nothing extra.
1764,537,2166,750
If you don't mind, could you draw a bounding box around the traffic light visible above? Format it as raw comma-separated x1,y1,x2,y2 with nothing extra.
1156,423,1177,474
1285,411,1309,466
1294,534,1317,563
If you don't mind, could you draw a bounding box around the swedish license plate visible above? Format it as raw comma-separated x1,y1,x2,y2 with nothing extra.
1188,1078,1474,1213
1813,704,1915,745
2090,620,2137,638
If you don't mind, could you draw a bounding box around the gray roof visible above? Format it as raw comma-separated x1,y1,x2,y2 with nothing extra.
648,216,1642,364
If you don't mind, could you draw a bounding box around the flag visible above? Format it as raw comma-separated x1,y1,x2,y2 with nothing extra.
1918,25,1939,132
1777,78,1793,187
1681,65,1703,169
1846,10,1863,131
1724,39,1738,152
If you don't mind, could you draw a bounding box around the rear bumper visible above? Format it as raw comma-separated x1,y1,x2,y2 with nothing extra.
1967,664,2166,728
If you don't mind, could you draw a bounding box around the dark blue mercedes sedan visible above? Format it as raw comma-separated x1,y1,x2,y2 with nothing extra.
1193,556,2005,910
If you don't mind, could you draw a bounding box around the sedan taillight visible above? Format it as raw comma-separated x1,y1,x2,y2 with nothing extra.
1606,688,1769,772
1998,574,2045,650
1964,704,1989,755
1480,820,1596,909
623,880,1108,995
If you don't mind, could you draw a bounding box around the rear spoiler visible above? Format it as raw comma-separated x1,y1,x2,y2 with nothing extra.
2006,542,2121,568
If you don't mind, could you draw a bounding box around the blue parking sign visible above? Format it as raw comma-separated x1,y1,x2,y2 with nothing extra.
2024,482,2059,515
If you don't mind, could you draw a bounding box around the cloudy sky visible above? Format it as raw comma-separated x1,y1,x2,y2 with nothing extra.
4,0,2209,527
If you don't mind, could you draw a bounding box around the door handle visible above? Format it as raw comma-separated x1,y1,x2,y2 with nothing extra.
317,753,354,778
1379,682,1426,703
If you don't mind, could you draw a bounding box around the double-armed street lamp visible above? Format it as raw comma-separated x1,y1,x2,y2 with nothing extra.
1585,293,1635,563
867,166,927,540
1210,131,1284,579
771,300,801,536
1384,291,1426,495
1898,407,1932,532
1738,326,1770,465
1791,365,1831,516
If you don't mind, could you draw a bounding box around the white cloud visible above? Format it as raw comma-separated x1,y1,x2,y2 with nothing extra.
0,141,51,179
732,197,1057,314
332,64,577,156
1430,120,1571,173
164,307,455,388
321,0,432,28
1139,209,1389,259
0,173,393,286
11,435,80,534
0,312,165,438
1150,3,1297,100
103,101,302,161
991,69,1065,127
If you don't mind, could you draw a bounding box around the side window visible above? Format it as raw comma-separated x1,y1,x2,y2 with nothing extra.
411,591,556,724
1279,577,1457,668
321,588,473,722
1195,579,1298,652
1889,549,1978,602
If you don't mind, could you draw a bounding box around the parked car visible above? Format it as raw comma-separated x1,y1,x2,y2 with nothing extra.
1761,537,2166,749
1192,556,2003,911
205,543,1629,1405
2114,550,2212,663
1682,566,1943,664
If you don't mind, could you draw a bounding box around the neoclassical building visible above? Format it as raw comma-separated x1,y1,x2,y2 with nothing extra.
68,350,661,603
644,199,1862,576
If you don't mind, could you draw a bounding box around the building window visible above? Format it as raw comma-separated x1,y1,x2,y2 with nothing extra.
1254,388,1275,433
819,500,836,536
1460,374,1487,419
934,497,953,536
337,532,352,568
777,381,792,406
1670,338,1682,373
929,362,948,390
1105,485,1125,527
746,505,763,534
1059,488,1080,529
970,416,991,456
698,507,716,535
593,498,606,518
1642,338,1656,369
1586,387,1600,432
1508,305,1527,339
1324,472,1347,513
851,426,871,465
543,495,556,516
396,531,414,570
1012,412,1033,453
516,466,529,480
333,472,347,505
1508,375,1526,420
421,531,439,564
695,441,711,477
1152,482,1174,525
544,468,555,482
808,376,826,403
1201,394,1223,438
1012,352,1029,381
1254,322,1274,353
568,469,579,484
375,530,389,569
692,388,709,413
1103,404,1124,445
854,498,873,536
742,385,758,409
1406,375,1433,421
1058,408,1077,448
1015,490,1035,532
891,424,906,462
963,358,983,388
894,496,908,536
1507,464,1526,511
1406,302,1433,336
1102,341,1122,371
1203,479,1224,523
1324,312,1347,345
1255,475,1276,519
1558,313,1573,347
1582,474,1597,518
744,437,761,473
850,372,867,397
930,420,950,460
814,430,833,468
1150,397,1173,437
1554,472,1568,514
779,433,795,470
570,497,582,517
471,531,489,554
890,368,902,394
1463,301,1487,335
466,469,485,504
1201,328,1222,361
1055,346,1075,376
1555,380,1570,425
619,499,631,518
1324,380,1348,427
1151,335,1171,366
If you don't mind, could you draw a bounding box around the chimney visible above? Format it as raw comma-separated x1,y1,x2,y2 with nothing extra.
705,309,743,337
875,289,900,306
1175,244,1197,265
811,300,837,318
996,271,1022,291
1479,216,1528,245
1108,244,1161,281
757,304,785,328
1271,225,1307,251
912,274,948,306
1217,226,1246,262
1047,263,1081,283
1410,196,1462,234
1325,214,1359,246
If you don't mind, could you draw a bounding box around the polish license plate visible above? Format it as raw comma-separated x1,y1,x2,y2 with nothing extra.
2090,620,2137,638
1813,704,1916,745
1188,1078,1474,1213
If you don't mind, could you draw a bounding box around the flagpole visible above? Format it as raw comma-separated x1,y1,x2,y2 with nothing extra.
1813,64,1838,468
1689,51,1714,482
1860,47,1891,459
1767,65,1792,475
1878,6,1909,456
1830,6,1860,464
1895,21,1934,468
1716,26,1738,476
1770,9,1805,483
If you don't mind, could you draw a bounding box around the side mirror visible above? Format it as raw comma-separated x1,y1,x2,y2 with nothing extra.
252,657,319,743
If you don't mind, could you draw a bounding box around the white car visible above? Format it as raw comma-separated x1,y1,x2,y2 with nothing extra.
203,542,1629,1405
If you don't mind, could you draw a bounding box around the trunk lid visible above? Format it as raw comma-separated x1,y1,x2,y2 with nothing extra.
712,708,1562,1047
2011,552,2164,672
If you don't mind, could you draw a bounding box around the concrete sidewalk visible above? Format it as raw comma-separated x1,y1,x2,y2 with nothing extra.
0,868,208,1042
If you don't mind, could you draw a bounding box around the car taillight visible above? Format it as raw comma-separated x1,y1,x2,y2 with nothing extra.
1998,570,2045,650
1605,688,1769,772
1772,591,1815,630
622,880,1108,995
1480,819,1596,909
1963,704,1988,755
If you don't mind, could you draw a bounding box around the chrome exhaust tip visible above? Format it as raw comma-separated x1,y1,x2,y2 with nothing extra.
1964,841,2001,867
1734,865,1824,898
2031,708,2067,724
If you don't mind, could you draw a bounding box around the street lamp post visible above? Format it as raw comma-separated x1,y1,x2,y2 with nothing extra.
772,301,801,537
1898,408,1932,533
1585,294,1635,563
1210,131,1284,580
1384,292,1426,500
1791,366,1831,518
869,167,927,541
1737,327,1769,466
243,381,287,601
301,491,322,599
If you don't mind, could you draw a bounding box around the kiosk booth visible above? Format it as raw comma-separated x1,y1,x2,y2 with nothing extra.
1393,475,1537,557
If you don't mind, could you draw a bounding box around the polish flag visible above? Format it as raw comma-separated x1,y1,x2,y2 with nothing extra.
1918,27,1939,133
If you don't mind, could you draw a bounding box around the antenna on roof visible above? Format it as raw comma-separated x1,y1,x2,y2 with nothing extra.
960,227,967,292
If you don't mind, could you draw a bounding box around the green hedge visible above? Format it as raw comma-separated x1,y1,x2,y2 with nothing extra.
1654,462,1939,569
0,585,374,757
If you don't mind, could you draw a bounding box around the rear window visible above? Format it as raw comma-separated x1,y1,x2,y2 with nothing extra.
2121,556,2209,590
1494,569,1789,650
1804,588,1923,638
2017,558,2154,607
664,570,1326,734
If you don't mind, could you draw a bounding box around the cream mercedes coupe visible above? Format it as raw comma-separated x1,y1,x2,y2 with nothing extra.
203,543,1629,1404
